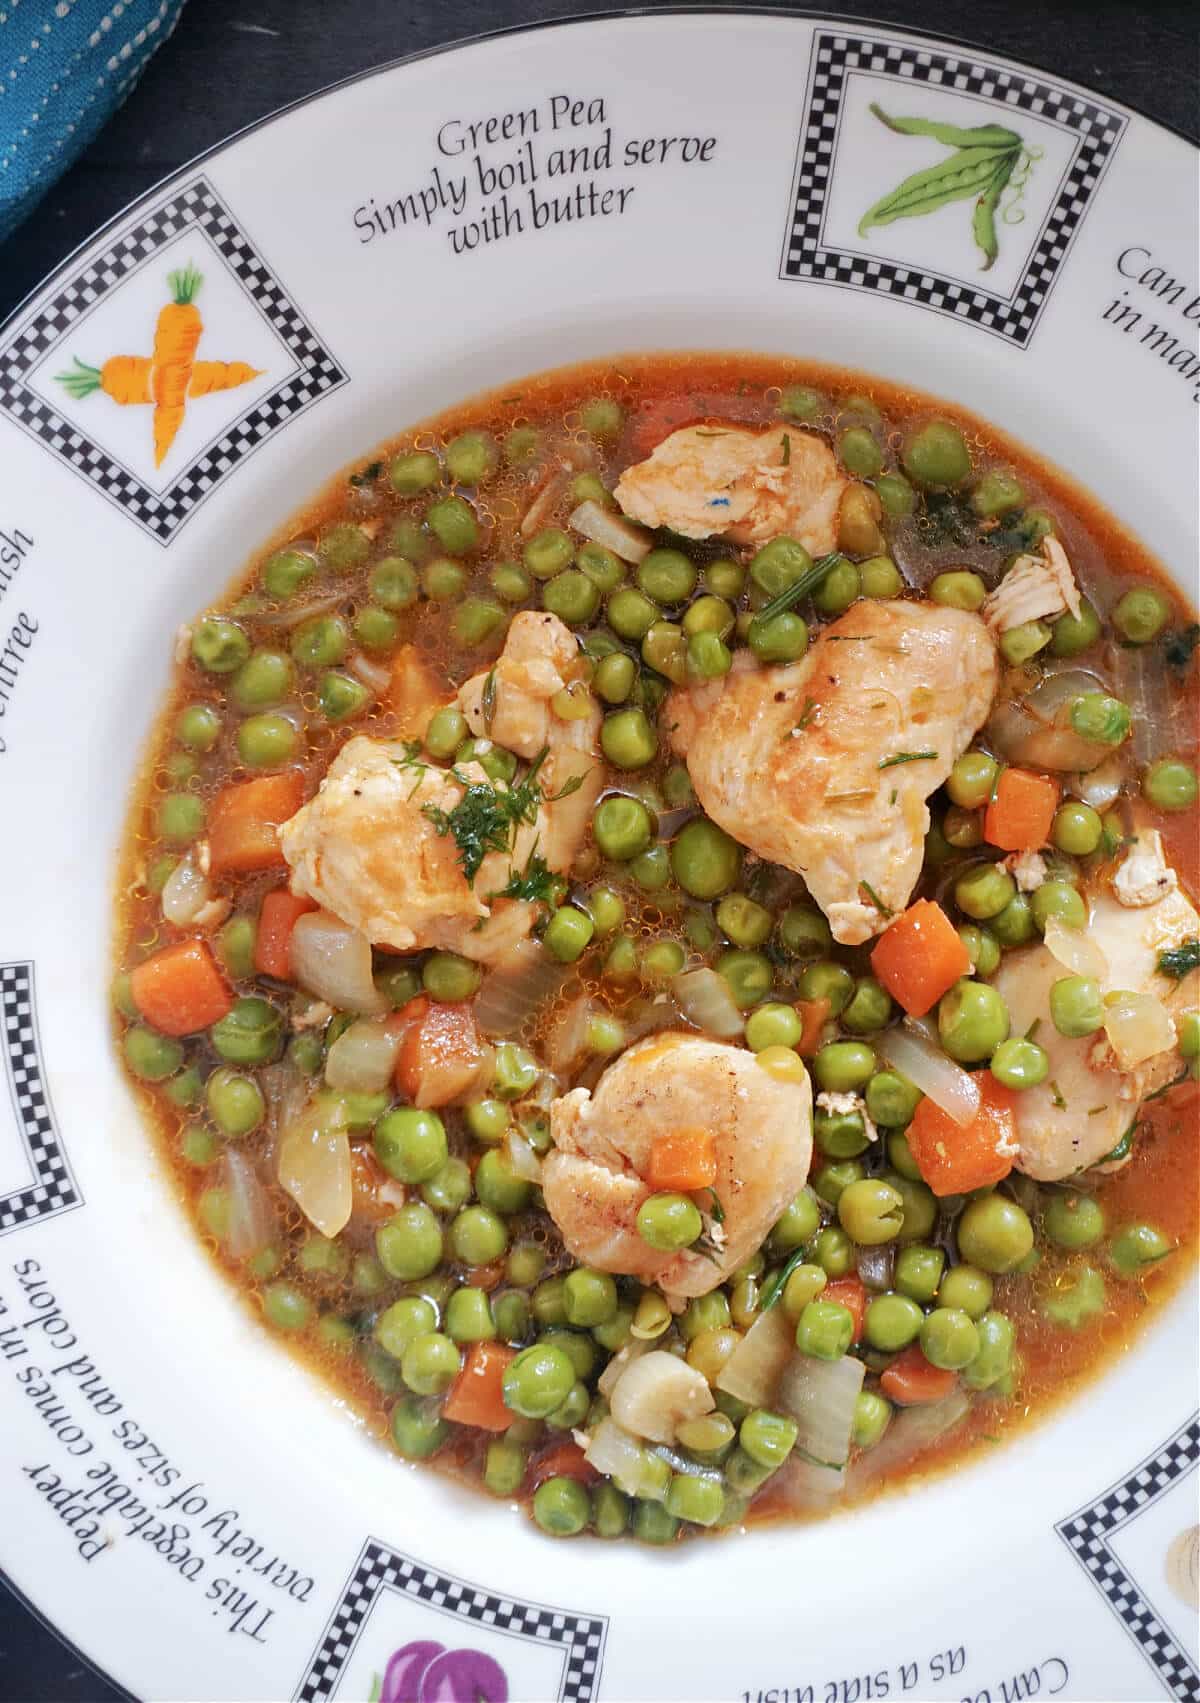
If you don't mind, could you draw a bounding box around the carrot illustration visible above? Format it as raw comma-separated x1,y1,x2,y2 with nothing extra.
53,262,264,468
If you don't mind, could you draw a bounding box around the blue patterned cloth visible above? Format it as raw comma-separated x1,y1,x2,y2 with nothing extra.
1,0,185,243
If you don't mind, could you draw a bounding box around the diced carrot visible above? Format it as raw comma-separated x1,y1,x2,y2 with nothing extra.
208,771,305,875
880,1344,958,1406
820,1275,867,1344
442,1342,516,1432
254,889,318,980
395,999,492,1108
984,768,1059,852
526,1441,598,1491
905,1073,1018,1197
795,997,831,1057
386,643,453,739
646,1128,717,1191
870,899,972,1019
129,938,232,1036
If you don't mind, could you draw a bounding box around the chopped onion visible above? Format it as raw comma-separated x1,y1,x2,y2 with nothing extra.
1067,753,1127,812
504,1128,543,1183
777,1351,866,1469
988,667,1113,773
671,968,744,1039
848,1389,969,1491
597,1338,649,1398
161,851,212,927
876,1022,980,1127
715,1304,795,1406
1115,642,1189,769
475,940,565,1037
220,1149,274,1260
347,651,390,693
1103,991,1176,1070
568,499,653,563
856,1245,894,1292
1043,914,1108,982
277,1100,353,1237
608,1349,713,1443
324,1017,400,1094
546,994,596,1076
255,588,340,628
772,1453,847,1511
290,912,386,1015
520,471,568,537
583,1418,664,1499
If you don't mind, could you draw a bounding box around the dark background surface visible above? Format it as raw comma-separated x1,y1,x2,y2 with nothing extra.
0,1,1194,1698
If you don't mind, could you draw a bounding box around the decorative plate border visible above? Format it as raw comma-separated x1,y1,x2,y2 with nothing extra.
780,30,1127,346
294,1538,607,1703
0,962,81,1236
0,177,347,545
1057,1413,1200,1703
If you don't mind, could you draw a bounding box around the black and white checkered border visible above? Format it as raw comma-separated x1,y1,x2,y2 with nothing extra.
0,963,81,1236
781,32,1127,346
1057,1413,1200,1703
0,176,347,544
294,1537,607,1703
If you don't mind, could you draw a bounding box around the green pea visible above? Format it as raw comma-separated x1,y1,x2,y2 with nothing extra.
833,425,881,479
749,536,812,599
640,938,685,982
389,517,431,561
814,1160,865,1209
717,893,772,949
937,1264,992,1318
443,429,497,486
812,1226,854,1277
417,558,463,604
1043,1192,1106,1250
290,614,348,670
390,1397,449,1460
419,707,465,762
349,606,398,654
991,892,1036,948
682,595,734,641
634,1192,701,1252
687,630,733,679
584,886,625,938
390,449,440,494
703,558,745,600
876,473,916,517
971,469,1025,517
374,1108,448,1184
529,1475,590,1537
473,1149,531,1216
937,978,1009,1064
866,1070,922,1128
398,1330,460,1396
797,961,853,1017
744,1003,803,1053
427,494,478,556
316,522,368,571
593,652,636,705
123,1024,183,1081
210,997,282,1067
463,1099,507,1146
637,548,696,605
214,915,255,981
493,1291,531,1344
955,925,998,980
671,819,741,899
957,1195,1034,1273
842,977,892,1034
1041,1264,1106,1330
774,1263,824,1322
886,1172,938,1243
487,560,529,605
839,1178,904,1246
813,1040,876,1093
238,712,298,766
774,906,827,961
770,1189,821,1254
454,598,506,647
739,1408,799,1471
230,649,294,712
318,672,369,723
929,571,985,613
166,1064,203,1110
717,948,773,1010
998,619,1052,666
943,806,983,851
990,1036,1049,1090
894,1245,945,1304
422,952,481,1002
192,616,250,675
371,556,419,610
962,1310,1014,1391
542,906,595,963
262,1282,314,1331
858,555,904,599
156,792,205,845
796,1299,854,1359
851,1390,892,1449
563,1269,618,1328
779,384,823,420
948,751,999,811
920,1306,980,1371
748,610,809,663
1113,585,1172,645
1049,598,1101,657
539,569,597,627
812,558,860,616
1108,1222,1173,1277
205,1067,264,1137
165,751,199,786
503,1342,576,1418
955,863,1016,921
482,1437,526,1498
815,1106,870,1158
449,1205,507,1266
179,1123,217,1166
375,1296,438,1358
262,548,316,599
1070,692,1131,747
1049,975,1104,1038
575,396,622,441
1143,759,1198,812
632,1500,680,1545
376,1203,444,1280
902,420,971,487
887,1130,923,1182
1032,881,1086,933
601,707,657,770
490,1041,537,1102
639,621,685,685
175,702,222,752
593,794,652,861
603,934,638,984
865,1292,923,1351
606,586,659,641
1050,802,1102,857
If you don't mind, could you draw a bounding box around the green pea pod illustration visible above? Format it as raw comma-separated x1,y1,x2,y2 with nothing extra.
857,103,1028,270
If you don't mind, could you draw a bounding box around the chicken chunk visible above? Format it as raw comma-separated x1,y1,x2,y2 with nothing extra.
457,610,603,871
981,535,1082,633
668,600,999,944
992,843,1199,1180
613,424,847,554
543,1032,812,1300
280,738,542,964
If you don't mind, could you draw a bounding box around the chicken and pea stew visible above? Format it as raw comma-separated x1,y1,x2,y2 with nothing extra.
115,356,1199,1544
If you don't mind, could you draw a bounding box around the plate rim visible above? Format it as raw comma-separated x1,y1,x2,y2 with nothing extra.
1,9,1195,1701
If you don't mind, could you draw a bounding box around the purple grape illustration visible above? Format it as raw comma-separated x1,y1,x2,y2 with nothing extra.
372,1638,508,1703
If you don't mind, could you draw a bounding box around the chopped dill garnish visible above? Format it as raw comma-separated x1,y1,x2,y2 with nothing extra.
481,665,498,733
781,432,791,467
349,460,382,487
1049,1080,1067,1110
706,1189,726,1225
422,748,583,885
858,880,893,917
878,749,937,770
1087,1106,1106,1117
1025,1018,1041,1041
1164,623,1199,667
795,697,819,731
1157,937,1200,979
496,848,560,907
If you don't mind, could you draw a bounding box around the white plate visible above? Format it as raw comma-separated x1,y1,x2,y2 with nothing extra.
0,13,1197,1702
